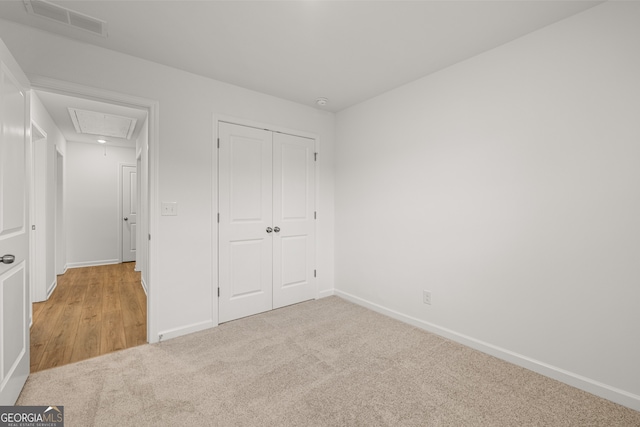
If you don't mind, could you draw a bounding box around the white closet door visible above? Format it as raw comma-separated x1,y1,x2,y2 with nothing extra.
218,123,273,323
272,132,316,309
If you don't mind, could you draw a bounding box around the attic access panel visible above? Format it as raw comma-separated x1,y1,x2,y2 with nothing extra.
68,107,138,140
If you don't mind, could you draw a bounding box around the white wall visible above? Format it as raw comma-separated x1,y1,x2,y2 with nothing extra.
30,92,66,299
335,2,640,410
0,20,335,341
66,142,135,267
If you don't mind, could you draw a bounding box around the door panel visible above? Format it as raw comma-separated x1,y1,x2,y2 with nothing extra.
272,133,316,309
280,235,309,287
219,123,273,323
2,267,26,378
0,40,30,405
122,165,136,262
230,136,269,222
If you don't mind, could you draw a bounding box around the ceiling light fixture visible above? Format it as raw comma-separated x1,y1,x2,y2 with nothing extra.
97,139,107,144
315,97,328,107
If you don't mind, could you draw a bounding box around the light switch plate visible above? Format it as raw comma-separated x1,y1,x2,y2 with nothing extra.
161,202,178,216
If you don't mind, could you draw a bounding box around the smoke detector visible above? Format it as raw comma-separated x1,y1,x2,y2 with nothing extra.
24,0,108,37
315,98,329,107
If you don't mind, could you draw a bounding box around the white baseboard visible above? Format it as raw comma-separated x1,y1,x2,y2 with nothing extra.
66,259,119,269
334,289,640,412
140,277,148,296
46,279,57,299
156,320,215,344
318,289,335,299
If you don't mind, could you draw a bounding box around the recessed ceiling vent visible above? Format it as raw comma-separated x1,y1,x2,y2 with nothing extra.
68,108,137,140
24,0,108,37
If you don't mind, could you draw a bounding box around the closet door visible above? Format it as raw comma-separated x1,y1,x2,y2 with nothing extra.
218,123,273,323
272,132,316,309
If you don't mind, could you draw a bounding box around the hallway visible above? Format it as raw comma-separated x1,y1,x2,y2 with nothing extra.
30,263,147,372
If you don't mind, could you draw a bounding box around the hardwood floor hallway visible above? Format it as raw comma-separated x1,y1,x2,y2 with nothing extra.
30,263,147,372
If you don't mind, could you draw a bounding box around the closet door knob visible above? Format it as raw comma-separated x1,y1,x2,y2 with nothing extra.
266,227,273,233
1,254,15,264
273,226,280,233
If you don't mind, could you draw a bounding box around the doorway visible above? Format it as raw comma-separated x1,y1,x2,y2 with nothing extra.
26,81,156,369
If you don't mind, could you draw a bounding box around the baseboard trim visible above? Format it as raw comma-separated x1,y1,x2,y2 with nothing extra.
334,289,640,412
140,277,148,296
46,279,57,299
56,265,68,276
157,320,214,343
317,289,335,299
67,259,119,269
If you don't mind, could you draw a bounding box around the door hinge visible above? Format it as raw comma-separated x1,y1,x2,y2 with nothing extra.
32,225,36,230
217,138,220,149
314,269,317,278
314,152,318,162
148,234,151,241
218,287,220,297
314,211,317,220
217,213,220,223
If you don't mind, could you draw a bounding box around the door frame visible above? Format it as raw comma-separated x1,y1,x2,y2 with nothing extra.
212,114,320,326
54,147,65,277
30,76,160,344
28,120,46,308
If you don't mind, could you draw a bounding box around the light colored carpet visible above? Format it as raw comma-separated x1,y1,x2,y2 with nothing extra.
17,296,640,426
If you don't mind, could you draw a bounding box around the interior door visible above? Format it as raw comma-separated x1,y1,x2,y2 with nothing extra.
0,40,30,405
218,122,273,323
122,165,137,262
272,132,316,309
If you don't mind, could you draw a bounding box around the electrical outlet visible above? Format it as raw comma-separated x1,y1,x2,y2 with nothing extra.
423,290,431,305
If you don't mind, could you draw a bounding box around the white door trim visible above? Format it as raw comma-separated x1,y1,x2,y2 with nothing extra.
28,120,46,307
54,147,65,277
29,75,160,344
213,114,320,325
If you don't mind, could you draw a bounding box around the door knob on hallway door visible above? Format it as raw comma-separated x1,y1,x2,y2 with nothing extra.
266,227,273,233
124,217,128,221
274,227,280,233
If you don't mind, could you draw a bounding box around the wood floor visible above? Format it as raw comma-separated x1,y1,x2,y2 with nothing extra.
30,263,147,372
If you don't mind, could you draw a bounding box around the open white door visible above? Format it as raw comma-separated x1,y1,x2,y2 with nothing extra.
0,39,30,405
122,164,137,263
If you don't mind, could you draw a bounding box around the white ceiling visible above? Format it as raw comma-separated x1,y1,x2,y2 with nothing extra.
0,1,602,112
35,90,148,147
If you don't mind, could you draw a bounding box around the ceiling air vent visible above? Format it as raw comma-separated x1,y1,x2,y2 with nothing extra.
68,108,137,140
24,0,108,37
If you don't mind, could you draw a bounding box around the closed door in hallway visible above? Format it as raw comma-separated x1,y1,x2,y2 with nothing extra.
218,122,316,323
121,165,137,263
